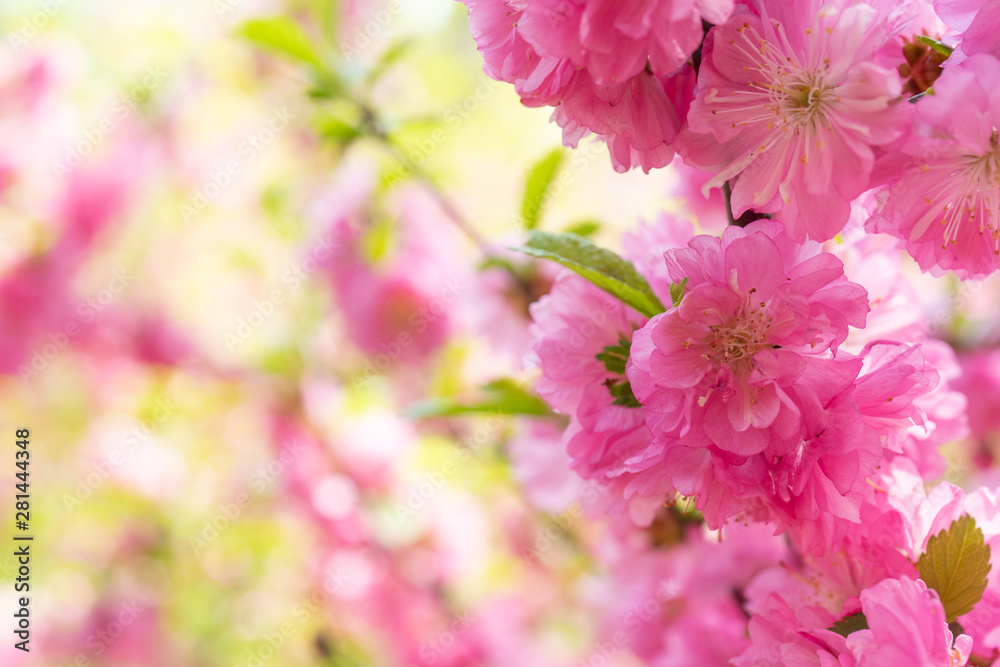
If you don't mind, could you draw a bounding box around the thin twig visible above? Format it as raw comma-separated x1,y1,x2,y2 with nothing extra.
369,120,494,254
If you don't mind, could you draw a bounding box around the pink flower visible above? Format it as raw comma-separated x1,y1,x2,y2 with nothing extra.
868,53,1000,279
332,266,452,362
890,473,1000,659
621,213,696,305
852,341,939,457
737,576,972,667
505,418,587,513
627,221,881,533
43,597,172,667
517,0,733,84
894,339,968,478
459,0,728,172
551,67,687,173
845,337,966,481
835,223,969,479
679,0,911,240
529,272,671,514
955,349,1000,444
321,177,468,366
847,577,972,666
634,279,863,459
934,0,1000,64
591,519,786,667
461,247,557,367
735,592,850,667
463,0,574,106
0,148,138,378
526,218,698,515
737,464,997,666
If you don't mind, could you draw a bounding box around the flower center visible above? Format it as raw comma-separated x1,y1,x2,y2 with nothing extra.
781,78,835,125
707,291,772,367
710,19,840,135
913,135,1000,250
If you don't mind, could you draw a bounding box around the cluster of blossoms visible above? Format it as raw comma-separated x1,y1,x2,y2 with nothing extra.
21,0,1000,661
452,0,1000,663
463,0,1000,278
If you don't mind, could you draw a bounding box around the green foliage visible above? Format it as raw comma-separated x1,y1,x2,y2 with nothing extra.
239,17,324,68
308,70,347,99
521,149,565,230
829,612,869,637
512,231,666,318
406,379,553,418
563,220,601,237
596,337,631,376
918,34,954,57
917,514,992,623
259,346,304,377
604,379,641,407
595,337,641,407
315,114,361,143
366,39,414,86
670,277,688,308
361,215,395,264
318,0,341,49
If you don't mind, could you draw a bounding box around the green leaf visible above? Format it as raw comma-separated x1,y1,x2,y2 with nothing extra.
917,514,992,623
512,231,666,318
361,216,394,264
918,34,954,57
312,70,346,99
405,378,552,419
604,379,640,407
829,612,869,637
239,17,324,68
563,220,601,237
366,39,414,85
596,337,632,376
315,114,361,143
521,149,564,230
318,0,340,51
308,87,334,100
478,256,519,274
595,336,641,407
670,277,688,308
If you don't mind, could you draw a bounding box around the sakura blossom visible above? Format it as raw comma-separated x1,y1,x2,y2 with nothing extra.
869,53,1000,279
20,0,1000,664
679,0,912,240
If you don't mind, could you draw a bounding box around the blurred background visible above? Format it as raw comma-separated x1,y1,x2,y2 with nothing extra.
3,0,1000,665
0,0,679,665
